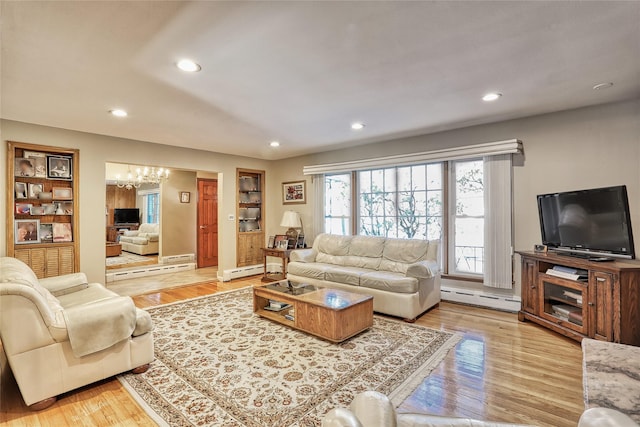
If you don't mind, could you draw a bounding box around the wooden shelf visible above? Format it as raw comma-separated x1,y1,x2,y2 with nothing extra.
236,169,265,267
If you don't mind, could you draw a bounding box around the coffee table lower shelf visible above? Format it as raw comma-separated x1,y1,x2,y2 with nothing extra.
253,285,373,343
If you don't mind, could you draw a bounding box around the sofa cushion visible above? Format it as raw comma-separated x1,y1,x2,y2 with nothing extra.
360,271,418,294
325,266,371,286
288,262,334,280
380,238,431,274
315,234,352,256
120,236,149,245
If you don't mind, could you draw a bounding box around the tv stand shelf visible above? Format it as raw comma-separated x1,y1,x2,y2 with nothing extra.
518,251,640,346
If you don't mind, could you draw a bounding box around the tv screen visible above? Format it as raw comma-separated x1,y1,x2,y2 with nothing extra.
537,185,635,259
114,208,140,224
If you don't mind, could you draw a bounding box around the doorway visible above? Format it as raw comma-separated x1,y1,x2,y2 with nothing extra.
197,179,218,268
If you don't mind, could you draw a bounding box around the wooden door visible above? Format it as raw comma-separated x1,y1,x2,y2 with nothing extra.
197,179,218,268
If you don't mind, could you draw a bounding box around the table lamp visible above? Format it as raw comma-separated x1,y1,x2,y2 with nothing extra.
280,211,302,245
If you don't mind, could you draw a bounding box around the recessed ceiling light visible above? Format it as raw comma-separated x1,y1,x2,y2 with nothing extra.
593,82,613,90
109,109,128,117
270,141,280,147
351,122,365,130
482,92,502,102
177,59,201,72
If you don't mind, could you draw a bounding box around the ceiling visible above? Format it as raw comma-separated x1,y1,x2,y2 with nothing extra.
2,1,639,160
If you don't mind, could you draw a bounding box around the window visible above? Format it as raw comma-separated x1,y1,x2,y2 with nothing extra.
143,192,159,224
450,159,484,276
324,173,351,235
322,159,485,277
357,164,442,240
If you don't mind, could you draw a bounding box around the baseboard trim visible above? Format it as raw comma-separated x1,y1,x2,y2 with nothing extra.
106,262,196,282
440,286,521,312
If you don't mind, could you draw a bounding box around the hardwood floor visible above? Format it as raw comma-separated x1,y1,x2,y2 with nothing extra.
0,277,584,426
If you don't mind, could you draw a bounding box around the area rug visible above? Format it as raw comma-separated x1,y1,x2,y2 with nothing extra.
106,252,153,268
119,287,460,426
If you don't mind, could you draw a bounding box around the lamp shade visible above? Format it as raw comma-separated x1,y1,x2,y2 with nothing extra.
280,211,302,228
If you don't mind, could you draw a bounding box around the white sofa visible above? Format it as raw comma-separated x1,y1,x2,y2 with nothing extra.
0,257,154,408
287,234,441,321
119,223,159,255
322,391,638,427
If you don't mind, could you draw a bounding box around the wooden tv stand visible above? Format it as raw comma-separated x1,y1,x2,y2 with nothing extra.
517,251,640,346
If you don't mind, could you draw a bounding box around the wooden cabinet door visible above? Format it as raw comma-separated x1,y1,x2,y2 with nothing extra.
14,248,47,278
590,271,615,341
521,258,539,315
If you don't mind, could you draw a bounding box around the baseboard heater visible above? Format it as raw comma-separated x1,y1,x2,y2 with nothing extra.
440,286,521,312
159,254,195,264
106,262,196,283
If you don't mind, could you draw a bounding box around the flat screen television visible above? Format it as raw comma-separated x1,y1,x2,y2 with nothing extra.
114,208,140,225
537,185,635,259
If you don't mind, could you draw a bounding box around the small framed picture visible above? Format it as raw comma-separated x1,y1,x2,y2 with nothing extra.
47,155,72,180
24,151,47,178
40,223,54,243
56,202,73,215
180,191,190,203
30,206,45,216
15,203,32,214
15,219,40,244
42,204,57,215
296,234,305,249
267,236,275,249
15,158,36,177
53,223,73,242
52,187,73,200
15,182,28,199
282,181,306,205
29,183,45,199
274,234,288,249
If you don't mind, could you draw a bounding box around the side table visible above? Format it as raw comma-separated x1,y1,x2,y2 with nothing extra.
261,248,292,282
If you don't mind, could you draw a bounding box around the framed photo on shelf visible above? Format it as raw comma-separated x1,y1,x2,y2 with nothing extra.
14,158,36,177
15,203,32,214
40,223,54,243
52,187,73,200
282,181,306,204
42,204,57,215
28,183,45,199
15,219,40,244
53,223,73,242
24,151,47,178
267,236,275,249
30,206,45,216
47,155,72,180
180,191,190,203
15,182,28,199
56,202,73,215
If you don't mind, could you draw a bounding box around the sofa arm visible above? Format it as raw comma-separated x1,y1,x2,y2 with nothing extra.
123,230,139,237
406,260,439,279
322,408,363,427
578,408,639,427
63,296,137,357
39,273,89,297
290,248,316,263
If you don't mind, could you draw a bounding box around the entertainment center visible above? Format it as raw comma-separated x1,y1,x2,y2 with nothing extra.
518,251,640,346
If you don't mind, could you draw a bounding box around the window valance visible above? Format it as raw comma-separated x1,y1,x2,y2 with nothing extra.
303,139,522,175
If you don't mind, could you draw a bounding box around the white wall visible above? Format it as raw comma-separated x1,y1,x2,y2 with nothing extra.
0,119,271,283
160,170,197,257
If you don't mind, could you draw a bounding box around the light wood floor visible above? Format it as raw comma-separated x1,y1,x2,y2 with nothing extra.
0,276,584,426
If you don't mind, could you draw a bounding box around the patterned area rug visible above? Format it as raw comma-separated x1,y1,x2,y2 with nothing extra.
106,252,152,267
119,287,460,426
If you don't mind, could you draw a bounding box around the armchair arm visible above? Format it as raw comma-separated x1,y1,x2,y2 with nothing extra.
39,273,89,297
63,296,137,357
578,408,639,427
322,408,363,427
405,260,439,279
290,248,316,263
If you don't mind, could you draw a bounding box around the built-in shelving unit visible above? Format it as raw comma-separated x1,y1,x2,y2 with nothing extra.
518,251,640,346
236,168,265,267
6,141,80,278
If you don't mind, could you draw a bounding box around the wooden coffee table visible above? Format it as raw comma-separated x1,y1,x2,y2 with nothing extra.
106,242,122,257
253,281,373,343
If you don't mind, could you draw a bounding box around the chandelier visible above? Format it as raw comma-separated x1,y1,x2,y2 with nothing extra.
116,166,169,190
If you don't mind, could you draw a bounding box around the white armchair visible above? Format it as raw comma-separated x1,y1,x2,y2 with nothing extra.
119,223,159,255
0,257,154,409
